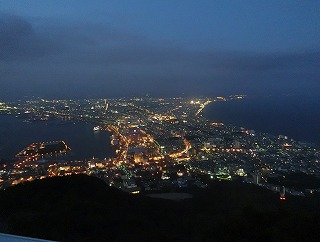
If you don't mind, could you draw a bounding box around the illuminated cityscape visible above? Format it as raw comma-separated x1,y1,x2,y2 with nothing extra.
1,95,319,199
0,1,319,240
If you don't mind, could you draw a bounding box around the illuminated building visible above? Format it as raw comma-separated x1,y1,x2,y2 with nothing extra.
280,186,286,200
252,173,260,185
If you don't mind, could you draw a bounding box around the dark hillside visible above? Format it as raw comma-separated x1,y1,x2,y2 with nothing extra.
0,175,320,241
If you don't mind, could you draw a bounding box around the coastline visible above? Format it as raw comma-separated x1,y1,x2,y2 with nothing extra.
0,115,115,160
202,96,320,146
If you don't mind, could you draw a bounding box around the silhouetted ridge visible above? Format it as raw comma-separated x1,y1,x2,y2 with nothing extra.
0,175,320,241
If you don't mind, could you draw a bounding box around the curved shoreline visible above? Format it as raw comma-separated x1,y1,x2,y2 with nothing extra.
202,97,320,146
0,115,115,160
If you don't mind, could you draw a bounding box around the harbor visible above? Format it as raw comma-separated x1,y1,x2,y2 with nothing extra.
14,141,71,167
16,141,71,160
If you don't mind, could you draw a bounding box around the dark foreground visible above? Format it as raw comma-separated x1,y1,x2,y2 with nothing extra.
0,175,320,241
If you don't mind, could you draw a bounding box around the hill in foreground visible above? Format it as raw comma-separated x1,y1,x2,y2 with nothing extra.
0,175,320,241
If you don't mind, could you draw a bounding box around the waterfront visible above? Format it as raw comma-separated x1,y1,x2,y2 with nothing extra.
204,95,320,146
1,96,320,196
0,115,114,160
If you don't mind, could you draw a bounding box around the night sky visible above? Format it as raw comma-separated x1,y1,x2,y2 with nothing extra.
1,0,319,100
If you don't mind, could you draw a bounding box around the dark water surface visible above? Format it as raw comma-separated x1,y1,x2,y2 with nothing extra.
0,115,114,160
204,95,320,145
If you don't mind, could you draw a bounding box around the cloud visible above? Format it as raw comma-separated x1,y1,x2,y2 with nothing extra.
0,14,61,61
0,13,319,99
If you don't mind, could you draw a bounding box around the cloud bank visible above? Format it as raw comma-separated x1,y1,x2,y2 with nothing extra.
1,14,319,99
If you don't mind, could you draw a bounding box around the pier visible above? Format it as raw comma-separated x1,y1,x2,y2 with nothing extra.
16,141,71,165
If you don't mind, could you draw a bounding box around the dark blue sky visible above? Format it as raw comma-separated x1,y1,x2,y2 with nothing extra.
1,0,319,99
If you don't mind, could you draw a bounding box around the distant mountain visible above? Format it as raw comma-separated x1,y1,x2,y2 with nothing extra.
0,175,320,241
